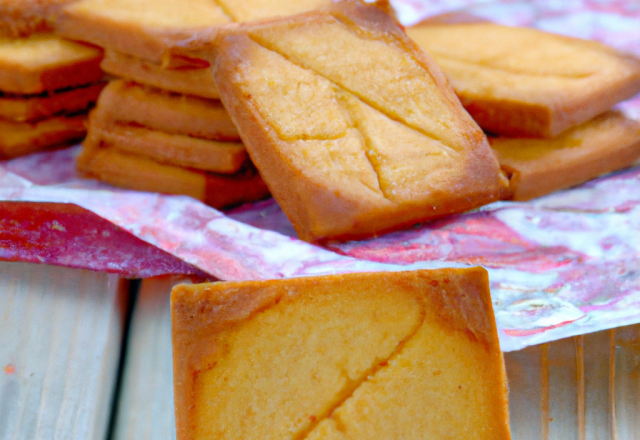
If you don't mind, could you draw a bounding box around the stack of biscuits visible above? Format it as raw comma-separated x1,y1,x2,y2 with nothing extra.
57,0,331,208
407,16,640,200
0,0,104,159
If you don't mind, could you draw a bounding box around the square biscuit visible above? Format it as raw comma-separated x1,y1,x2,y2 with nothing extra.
87,115,247,174
491,111,640,200
58,0,332,64
0,81,104,122
77,139,269,209
101,49,220,99
95,80,238,141
0,34,103,94
407,21,640,138
0,114,86,158
213,3,509,242
172,268,510,440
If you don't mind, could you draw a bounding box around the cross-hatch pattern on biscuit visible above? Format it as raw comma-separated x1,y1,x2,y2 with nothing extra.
247,16,464,151
241,35,461,202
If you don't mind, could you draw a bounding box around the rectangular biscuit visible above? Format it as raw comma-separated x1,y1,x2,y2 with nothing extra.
407,21,640,138
172,268,510,440
212,3,509,242
491,111,640,200
101,49,220,99
88,116,248,174
0,81,105,122
77,140,269,209
0,114,86,158
0,34,103,94
95,80,237,141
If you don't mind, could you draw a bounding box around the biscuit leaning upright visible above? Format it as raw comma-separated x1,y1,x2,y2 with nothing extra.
172,268,511,440
213,2,509,242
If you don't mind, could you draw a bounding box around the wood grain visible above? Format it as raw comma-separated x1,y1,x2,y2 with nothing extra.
112,276,189,440
0,261,127,440
505,323,640,440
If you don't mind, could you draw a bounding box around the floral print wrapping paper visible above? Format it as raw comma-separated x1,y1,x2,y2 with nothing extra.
1,0,639,351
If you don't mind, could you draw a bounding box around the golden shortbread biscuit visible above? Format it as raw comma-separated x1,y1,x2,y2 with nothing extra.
57,0,230,63
0,81,104,121
77,140,269,208
101,49,220,99
88,118,247,174
0,33,103,94
96,80,238,141
491,111,640,200
0,113,85,158
58,0,331,64
407,21,640,137
172,268,510,440
213,3,509,242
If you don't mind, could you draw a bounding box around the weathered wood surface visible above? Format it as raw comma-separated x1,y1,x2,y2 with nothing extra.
0,261,127,440
505,324,640,439
112,277,188,440
3,264,640,440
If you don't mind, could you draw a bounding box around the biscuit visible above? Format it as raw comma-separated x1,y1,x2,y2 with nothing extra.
77,140,269,208
172,267,510,440
0,34,103,94
96,80,237,141
0,81,104,121
88,118,247,174
491,111,640,200
407,21,640,137
213,3,508,242
57,0,230,63
101,49,220,99
58,0,333,64
0,114,85,158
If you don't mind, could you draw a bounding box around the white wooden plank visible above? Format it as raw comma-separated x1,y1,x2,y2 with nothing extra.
113,276,188,440
504,324,640,440
0,261,127,440
613,323,640,440
583,330,614,440
504,343,546,439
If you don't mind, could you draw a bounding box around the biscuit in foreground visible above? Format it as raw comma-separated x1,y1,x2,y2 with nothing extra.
407,21,640,138
171,268,510,440
213,3,509,242
491,111,640,200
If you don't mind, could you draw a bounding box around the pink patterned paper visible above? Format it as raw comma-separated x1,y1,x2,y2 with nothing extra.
1,0,640,351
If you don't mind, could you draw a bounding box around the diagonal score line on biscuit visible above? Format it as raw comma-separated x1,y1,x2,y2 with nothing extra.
431,53,596,80
334,89,459,200
246,33,458,153
208,0,237,23
293,312,427,440
245,38,459,201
